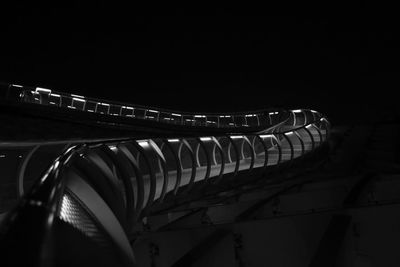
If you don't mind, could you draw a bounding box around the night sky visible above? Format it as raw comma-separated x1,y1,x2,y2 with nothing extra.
1,6,399,124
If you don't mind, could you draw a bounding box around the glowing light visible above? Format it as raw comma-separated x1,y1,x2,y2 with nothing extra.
72,97,85,102
194,115,206,118
285,131,294,135
311,110,317,113
230,135,244,139
292,109,302,113
269,112,279,115
259,134,274,138
109,145,117,150
71,94,84,98
148,109,159,113
123,106,134,110
207,121,216,124
171,113,181,116
36,87,51,93
87,110,94,112
200,137,212,141
306,124,313,129
12,84,23,88
50,93,60,98
0,154,6,158
168,139,180,142
137,140,149,147
245,114,256,117
50,102,56,105
99,102,110,106
67,106,76,109
219,115,231,118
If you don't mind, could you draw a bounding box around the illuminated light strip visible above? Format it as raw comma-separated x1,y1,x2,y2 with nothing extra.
168,139,180,142
259,134,274,138
50,102,56,105
200,137,212,141
98,102,110,106
36,87,51,93
306,124,313,129
12,84,23,88
194,115,206,118
137,140,149,147
122,106,134,110
87,110,94,112
50,93,60,98
72,97,86,102
109,145,117,150
71,94,84,98
148,109,159,113
219,115,231,118
0,155,6,158
146,116,155,119
285,131,295,135
163,118,172,120
269,112,279,115
230,135,244,139
67,106,76,109
292,109,302,113
186,119,194,122
207,121,216,123
245,114,256,117
171,113,181,116
125,114,134,117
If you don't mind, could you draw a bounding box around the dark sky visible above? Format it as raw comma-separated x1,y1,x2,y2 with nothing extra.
1,6,399,123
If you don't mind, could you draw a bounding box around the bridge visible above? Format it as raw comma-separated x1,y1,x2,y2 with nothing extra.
0,82,399,266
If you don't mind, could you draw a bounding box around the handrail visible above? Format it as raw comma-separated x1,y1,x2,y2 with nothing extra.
1,82,289,129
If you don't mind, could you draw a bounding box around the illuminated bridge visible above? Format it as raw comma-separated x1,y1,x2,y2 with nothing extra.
0,83,399,266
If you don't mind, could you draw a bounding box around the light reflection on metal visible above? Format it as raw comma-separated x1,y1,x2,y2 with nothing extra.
200,137,212,141
292,109,302,113
168,139,180,143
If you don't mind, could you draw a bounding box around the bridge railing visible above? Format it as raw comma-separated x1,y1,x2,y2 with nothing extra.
0,108,328,217
2,83,288,128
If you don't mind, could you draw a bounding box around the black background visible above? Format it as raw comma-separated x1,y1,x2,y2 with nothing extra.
1,5,399,125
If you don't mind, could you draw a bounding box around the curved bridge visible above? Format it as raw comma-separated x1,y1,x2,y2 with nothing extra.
0,82,330,267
